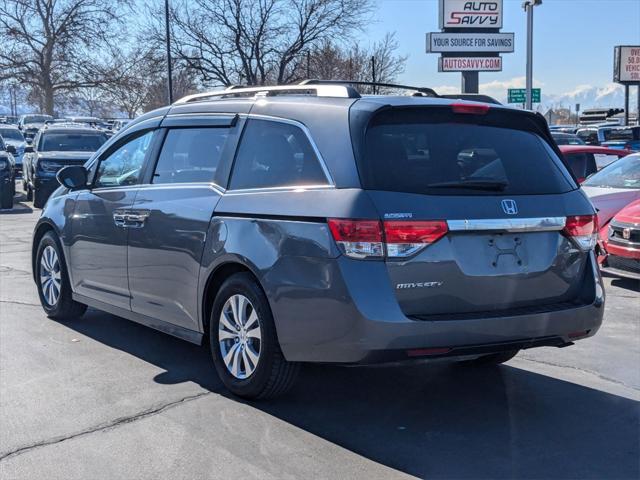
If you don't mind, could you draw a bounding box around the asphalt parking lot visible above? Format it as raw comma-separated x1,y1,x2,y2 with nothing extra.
1,186,639,480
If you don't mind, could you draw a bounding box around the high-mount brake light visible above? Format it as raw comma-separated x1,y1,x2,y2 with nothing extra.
563,214,598,250
328,219,448,259
451,103,490,115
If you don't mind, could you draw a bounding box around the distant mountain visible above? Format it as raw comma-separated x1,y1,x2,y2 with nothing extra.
542,84,638,111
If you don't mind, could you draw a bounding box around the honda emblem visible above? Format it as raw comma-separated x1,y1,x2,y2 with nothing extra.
623,228,631,240
501,199,518,215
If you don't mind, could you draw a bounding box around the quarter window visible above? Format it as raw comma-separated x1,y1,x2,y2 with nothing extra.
230,119,329,190
153,128,228,184
94,130,154,188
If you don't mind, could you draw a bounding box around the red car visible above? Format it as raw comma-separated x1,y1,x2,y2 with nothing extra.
600,199,640,280
559,145,631,183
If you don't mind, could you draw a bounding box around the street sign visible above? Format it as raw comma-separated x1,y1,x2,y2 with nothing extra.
439,57,502,72
426,32,514,53
508,88,540,103
439,0,503,29
614,46,640,84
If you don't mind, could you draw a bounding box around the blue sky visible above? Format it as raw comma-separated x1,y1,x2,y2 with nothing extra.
366,0,640,106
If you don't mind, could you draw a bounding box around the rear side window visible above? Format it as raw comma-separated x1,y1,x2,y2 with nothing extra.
230,119,329,190
565,153,595,180
153,128,228,184
360,108,575,196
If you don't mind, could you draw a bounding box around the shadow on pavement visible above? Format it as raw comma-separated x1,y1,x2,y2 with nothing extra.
61,308,639,480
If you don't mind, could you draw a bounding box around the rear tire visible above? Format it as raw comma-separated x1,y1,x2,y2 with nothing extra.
35,231,87,320
0,186,13,209
463,350,519,366
209,272,299,399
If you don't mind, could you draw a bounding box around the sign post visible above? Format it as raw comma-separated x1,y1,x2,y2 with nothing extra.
427,0,513,95
613,46,640,126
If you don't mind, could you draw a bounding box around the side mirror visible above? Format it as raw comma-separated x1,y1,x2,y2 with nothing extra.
6,145,16,154
24,145,34,153
56,165,87,190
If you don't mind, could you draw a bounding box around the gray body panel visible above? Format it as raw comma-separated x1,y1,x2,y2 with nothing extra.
33,95,605,364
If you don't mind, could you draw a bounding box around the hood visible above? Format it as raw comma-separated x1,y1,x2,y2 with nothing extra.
614,199,640,225
582,186,640,227
37,151,94,162
24,123,45,130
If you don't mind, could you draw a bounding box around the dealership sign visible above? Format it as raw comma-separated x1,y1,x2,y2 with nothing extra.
426,32,514,53
439,57,502,72
614,46,640,84
439,0,503,29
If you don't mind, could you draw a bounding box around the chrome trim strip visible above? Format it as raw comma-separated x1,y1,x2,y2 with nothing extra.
447,217,566,232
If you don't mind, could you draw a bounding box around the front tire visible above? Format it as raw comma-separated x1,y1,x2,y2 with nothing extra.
33,186,46,208
0,186,13,209
36,232,86,320
209,272,299,399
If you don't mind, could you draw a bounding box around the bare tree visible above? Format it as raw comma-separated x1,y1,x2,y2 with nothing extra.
157,0,373,87
0,0,126,115
306,33,407,91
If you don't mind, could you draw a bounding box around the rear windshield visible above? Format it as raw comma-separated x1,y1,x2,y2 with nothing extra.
40,132,107,152
360,108,575,195
603,128,637,142
583,154,640,189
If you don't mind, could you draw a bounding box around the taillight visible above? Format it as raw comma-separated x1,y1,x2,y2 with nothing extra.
451,103,490,115
328,219,448,259
327,219,384,259
563,214,598,250
384,220,448,257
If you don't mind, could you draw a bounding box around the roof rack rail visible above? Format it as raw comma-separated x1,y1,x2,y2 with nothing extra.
173,84,360,104
299,79,439,97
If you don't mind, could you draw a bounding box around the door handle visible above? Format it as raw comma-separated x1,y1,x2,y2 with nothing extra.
113,210,150,228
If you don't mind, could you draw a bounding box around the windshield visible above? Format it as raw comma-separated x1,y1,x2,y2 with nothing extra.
583,154,640,189
40,132,107,152
603,128,637,142
360,108,575,196
23,115,52,125
0,129,24,142
553,134,585,145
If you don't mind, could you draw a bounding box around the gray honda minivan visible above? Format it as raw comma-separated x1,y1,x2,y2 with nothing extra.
32,82,604,399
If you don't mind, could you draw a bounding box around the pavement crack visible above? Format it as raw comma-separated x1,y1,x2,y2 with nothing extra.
0,299,40,307
0,391,210,461
518,356,639,392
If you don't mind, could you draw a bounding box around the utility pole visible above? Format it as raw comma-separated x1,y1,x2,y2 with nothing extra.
371,56,377,94
523,0,542,110
624,85,629,126
165,0,174,104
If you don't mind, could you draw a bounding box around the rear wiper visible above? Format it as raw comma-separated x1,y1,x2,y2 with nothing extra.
426,179,509,191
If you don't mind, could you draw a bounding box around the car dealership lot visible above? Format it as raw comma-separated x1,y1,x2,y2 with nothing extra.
1,190,639,480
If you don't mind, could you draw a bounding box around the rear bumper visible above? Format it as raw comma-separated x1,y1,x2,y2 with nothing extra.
273,252,605,364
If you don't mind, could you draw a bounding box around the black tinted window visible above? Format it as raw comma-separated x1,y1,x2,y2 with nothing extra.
565,153,596,179
230,119,328,190
153,128,228,184
361,109,574,196
40,132,107,152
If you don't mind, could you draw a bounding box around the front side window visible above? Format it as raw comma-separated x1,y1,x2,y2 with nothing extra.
230,119,329,190
94,130,155,188
153,127,228,184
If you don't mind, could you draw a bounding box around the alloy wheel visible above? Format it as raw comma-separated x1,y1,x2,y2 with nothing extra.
218,294,262,379
40,245,61,306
